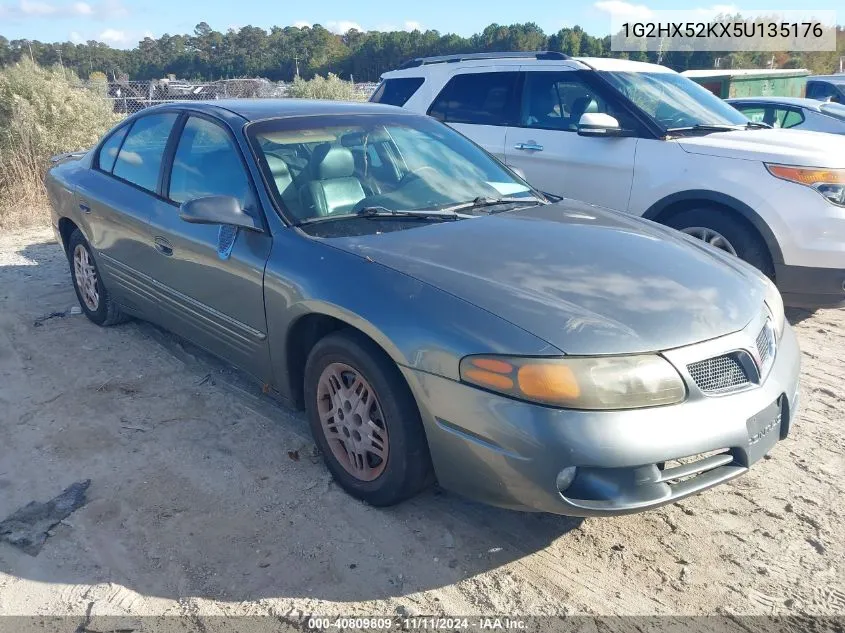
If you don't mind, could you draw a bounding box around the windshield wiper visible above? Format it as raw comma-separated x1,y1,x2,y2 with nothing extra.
296,206,461,226
440,195,547,214
665,123,745,135
745,121,772,129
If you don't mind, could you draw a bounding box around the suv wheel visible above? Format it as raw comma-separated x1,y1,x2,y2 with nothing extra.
303,330,433,506
666,207,774,278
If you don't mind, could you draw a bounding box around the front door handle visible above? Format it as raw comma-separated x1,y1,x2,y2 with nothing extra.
78,200,91,213
514,142,544,151
153,236,173,256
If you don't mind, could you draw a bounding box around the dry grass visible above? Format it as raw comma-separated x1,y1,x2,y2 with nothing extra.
0,59,120,229
287,73,368,101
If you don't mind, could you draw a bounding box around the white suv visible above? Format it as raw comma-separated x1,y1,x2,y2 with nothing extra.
373,51,845,308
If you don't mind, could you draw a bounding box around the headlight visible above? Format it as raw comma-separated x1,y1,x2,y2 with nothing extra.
459,354,686,410
764,277,786,339
766,164,845,207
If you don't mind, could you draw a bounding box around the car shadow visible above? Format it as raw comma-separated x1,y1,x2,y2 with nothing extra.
0,238,584,605
786,307,817,327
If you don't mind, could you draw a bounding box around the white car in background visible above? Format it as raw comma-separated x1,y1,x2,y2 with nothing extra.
374,52,845,308
727,96,845,135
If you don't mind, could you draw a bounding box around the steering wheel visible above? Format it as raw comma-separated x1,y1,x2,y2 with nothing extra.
397,165,439,187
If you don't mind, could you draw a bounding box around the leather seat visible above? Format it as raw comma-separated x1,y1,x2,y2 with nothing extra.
300,144,366,217
265,154,293,195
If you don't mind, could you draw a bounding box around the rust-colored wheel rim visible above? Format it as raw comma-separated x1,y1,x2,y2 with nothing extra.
316,362,389,482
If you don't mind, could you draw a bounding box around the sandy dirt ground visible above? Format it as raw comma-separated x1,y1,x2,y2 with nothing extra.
0,227,843,624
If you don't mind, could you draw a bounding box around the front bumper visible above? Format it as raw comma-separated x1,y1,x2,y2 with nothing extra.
775,263,845,309
402,322,801,517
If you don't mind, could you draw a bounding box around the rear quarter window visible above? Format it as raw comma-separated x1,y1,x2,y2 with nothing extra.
96,125,129,173
427,72,520,127
370,77,425,106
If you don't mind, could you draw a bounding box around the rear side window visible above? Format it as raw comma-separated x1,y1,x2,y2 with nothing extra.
112,113,178,193
97,126,129,173
428,72,520,126
370,78,424,106
775,108,804,128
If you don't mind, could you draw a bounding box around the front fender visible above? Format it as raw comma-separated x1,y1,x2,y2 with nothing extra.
263,230,558,401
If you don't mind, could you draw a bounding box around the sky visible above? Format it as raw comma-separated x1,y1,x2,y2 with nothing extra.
0,0,840,48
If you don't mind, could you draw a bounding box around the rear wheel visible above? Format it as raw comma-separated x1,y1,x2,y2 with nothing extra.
303,330,432,506
665,207,774,278
67,229,128,327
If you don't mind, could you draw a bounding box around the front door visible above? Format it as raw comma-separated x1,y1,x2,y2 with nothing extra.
146,114,273,381
505,68,638,211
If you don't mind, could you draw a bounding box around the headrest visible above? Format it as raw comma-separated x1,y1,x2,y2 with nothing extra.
265,154,290,176
311,144,355,180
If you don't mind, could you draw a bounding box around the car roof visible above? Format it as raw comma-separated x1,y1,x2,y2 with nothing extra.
808,75,845,84
725,96,823,110
144,99,411,122
381,54,674,78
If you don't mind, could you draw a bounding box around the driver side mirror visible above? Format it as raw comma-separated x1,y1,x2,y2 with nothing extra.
577,112,622,137
179,195,261,231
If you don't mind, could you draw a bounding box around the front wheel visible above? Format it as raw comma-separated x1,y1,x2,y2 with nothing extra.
665,207,775,279
303,330,433,506
67,229,128,327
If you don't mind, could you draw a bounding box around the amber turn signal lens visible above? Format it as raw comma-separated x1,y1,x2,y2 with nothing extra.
517,364,580,402
766,164,845,186
462,368,514,391
471,358,514,374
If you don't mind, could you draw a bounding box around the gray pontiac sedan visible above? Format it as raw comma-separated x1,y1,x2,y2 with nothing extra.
46,100,800,516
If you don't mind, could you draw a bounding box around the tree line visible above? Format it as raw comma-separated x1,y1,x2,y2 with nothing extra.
1,21,843,82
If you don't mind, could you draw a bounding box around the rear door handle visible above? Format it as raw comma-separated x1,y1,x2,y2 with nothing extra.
514,142,544,151
153,236,173,256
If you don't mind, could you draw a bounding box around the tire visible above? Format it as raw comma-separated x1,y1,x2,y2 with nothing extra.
303,329,433,506
67,229,129,327
665,207,775,279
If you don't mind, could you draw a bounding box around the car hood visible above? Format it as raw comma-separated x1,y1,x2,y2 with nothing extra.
326,200,767,355
677,128,845,167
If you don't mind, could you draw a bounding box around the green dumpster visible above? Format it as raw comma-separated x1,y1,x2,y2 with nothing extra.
681,69,809,98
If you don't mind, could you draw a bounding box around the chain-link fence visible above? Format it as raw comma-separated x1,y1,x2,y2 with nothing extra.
83,78,378,115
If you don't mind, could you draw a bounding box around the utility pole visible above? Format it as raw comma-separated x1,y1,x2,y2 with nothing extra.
294,54,300,78
26,40,34,63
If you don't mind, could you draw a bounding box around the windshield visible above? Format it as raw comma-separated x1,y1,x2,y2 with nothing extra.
820,102,845,122
247,114,535,224
600,71,749,131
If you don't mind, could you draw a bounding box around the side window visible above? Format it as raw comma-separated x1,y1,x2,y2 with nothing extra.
734,105,766,123
775,108,804,128
520,72,625,132
112,113,178,193
97,126,129,173
168,117,252,206
428,72,519,126
807,81,833,100
736,105,777,126
370,78,425,106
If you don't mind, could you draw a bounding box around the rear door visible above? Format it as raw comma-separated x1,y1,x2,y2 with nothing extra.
505,68,638,210
146,113,273,381
426,68,520,161
74,112,179,320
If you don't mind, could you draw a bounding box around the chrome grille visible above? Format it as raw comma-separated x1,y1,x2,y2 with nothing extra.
687,354,750,393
